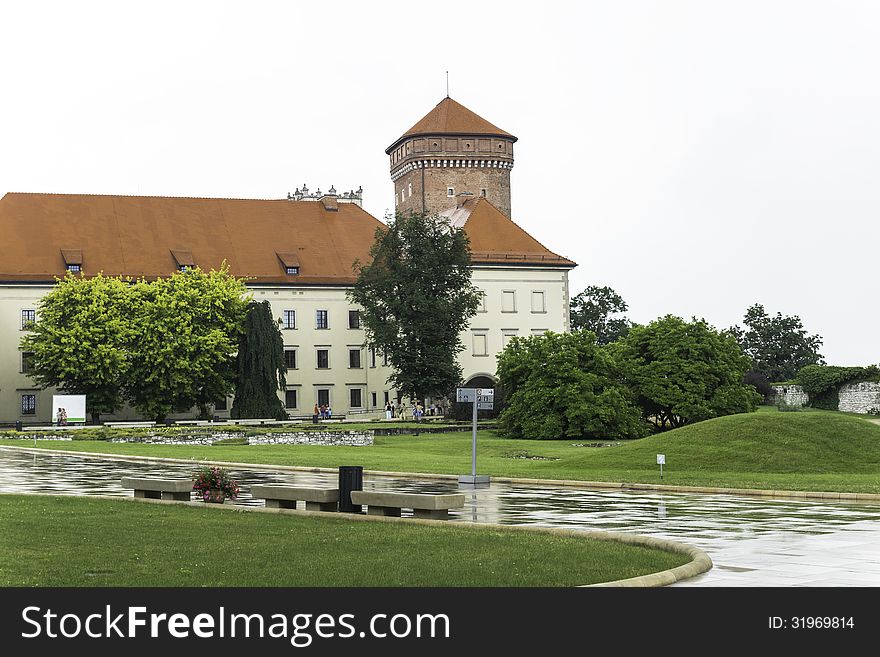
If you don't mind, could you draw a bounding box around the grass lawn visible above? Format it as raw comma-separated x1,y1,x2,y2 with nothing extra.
0,495,687,586
2,408,879,493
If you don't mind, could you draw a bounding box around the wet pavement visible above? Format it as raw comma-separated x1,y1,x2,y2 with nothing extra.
2,447,879,586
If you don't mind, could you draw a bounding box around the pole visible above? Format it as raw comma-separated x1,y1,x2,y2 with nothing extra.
471,396,477,477
660,463,663,480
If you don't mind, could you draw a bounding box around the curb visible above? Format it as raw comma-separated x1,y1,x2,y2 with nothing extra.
2,444,879,502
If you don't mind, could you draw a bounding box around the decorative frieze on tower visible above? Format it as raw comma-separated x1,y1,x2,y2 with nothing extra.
386,97,517,218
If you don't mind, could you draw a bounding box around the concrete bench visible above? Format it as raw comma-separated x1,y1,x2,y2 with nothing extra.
251,485,339,512
121,477,192,501
106,421,157,428
349,491,465,519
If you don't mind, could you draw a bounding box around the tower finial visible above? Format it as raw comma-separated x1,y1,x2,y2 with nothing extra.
446,70,449,98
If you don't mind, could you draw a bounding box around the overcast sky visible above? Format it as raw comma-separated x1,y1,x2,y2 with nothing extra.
1,1,877,365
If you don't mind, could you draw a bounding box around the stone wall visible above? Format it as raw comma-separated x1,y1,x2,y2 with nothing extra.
838,382,880,414
109,430,373,446
773,385,809,407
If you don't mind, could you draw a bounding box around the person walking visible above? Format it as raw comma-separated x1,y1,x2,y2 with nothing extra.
313,403,320,423
385,403,393,420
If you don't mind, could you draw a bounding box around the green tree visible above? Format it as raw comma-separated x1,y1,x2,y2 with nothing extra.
125,265,248,421
616,315,761,430
729,304,824,382
231,301,287,419
569,285,631,344
348,210,481,402
497,331,648,440
20,273,133,423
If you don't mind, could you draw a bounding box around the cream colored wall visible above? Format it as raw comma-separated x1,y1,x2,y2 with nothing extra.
0,267,572,424
461,267,570,385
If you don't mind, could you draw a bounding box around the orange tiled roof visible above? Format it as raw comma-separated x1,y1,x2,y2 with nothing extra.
386,97,516,153
0,192,574,283
0,193,385,284
445,198,575,268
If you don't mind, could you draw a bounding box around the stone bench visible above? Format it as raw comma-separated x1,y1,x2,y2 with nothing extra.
121,477,192,501
349,491,465,519
251,485,339,512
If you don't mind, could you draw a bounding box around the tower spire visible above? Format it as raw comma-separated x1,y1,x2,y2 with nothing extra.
446,70,449,98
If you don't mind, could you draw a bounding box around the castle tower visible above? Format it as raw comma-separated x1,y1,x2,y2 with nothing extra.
386,97,517,218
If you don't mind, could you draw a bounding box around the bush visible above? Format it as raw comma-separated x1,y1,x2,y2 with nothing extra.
497,331,649,440
743,369,775,404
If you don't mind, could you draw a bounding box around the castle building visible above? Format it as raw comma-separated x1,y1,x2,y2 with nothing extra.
0,98,575,424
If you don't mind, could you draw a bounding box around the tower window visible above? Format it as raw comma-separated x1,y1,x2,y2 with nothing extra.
408,182,412,197
480,189,487,197
447,187,454,197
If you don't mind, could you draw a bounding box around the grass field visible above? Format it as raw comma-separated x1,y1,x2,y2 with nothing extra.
2,408,879,492
0,495,687,586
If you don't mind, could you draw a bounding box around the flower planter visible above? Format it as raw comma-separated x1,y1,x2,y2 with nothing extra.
203,489,226,504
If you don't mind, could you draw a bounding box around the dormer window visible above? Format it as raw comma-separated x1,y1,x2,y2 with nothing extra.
277,252,301,276
171,250,195,271
61,249,83,273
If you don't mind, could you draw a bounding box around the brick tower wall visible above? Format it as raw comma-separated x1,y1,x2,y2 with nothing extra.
389,135,514,217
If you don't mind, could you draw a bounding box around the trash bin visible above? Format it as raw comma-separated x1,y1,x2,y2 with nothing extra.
15,420,22,432
338,465,363,513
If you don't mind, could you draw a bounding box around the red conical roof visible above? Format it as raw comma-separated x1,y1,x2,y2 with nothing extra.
386,97,516,153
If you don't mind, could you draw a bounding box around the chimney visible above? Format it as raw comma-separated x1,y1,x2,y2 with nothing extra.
320,185,338,211
456,191,474,208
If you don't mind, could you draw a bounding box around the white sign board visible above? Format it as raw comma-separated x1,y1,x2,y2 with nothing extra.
456,388,476,403
656,454,666,465
476,388,494,399
52,394,86,424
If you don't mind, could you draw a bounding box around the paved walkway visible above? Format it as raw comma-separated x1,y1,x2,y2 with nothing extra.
2,448,879,586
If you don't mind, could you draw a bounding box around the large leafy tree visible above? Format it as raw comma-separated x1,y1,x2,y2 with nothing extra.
126,266,248,421
569,285,631,344
616,315,761,430
231,301,287,420
348,210,481,402
497,331,648,440
20,273,133,423
728,304,824,382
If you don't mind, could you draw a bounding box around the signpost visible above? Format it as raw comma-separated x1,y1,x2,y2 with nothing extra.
657,453,665,480
458,387,492,486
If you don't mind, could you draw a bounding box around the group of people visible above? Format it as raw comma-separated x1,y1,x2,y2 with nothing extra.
383,401,443,421
312,404,332,422
55,407,68,426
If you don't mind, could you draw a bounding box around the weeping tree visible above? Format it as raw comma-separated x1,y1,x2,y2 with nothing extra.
231,301,287,419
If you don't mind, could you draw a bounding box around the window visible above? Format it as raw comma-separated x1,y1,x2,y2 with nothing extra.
21,352,34,374
285,266,299,275
348,310,360,329
317,349,329,369
531,328,548,336
382,351,388,367
349,348,362,369
447,187,455,197
531,291,546,313
384,391,390,405
285,389,298,409
371,392,377,408
473,333,488,356
408,182,412,197
282,310,296,330
66,264,81,273
350,388,363,408
502,331,518,349
369,348,377,368
214,397,228,411
476,290,487,312
316,310,329,329
21,309,35,330
317,389,330,407
284,349,297,370
21,394,36,416
502,290,516,313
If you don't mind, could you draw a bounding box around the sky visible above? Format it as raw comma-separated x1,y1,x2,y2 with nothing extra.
1,1,877,365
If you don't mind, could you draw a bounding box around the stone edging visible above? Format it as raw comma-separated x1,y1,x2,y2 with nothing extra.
77,493,714,587
2,444,879,502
